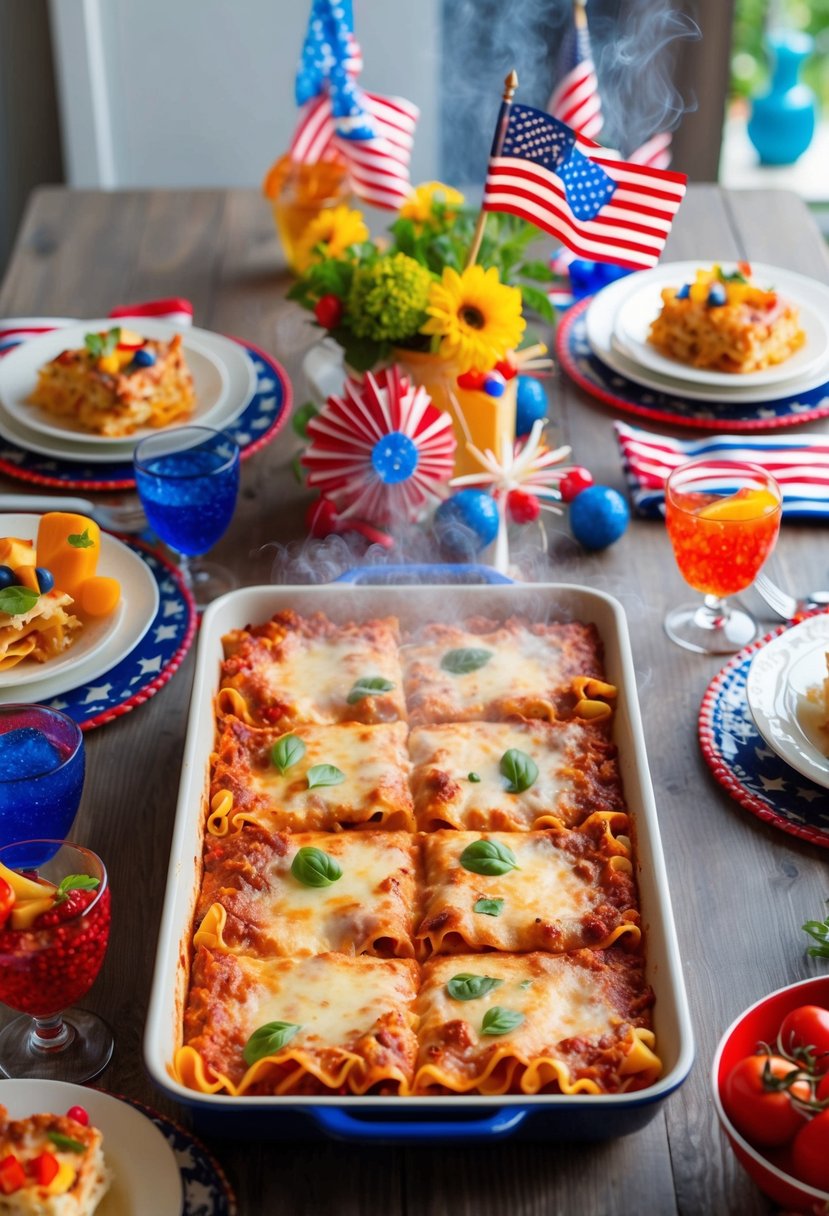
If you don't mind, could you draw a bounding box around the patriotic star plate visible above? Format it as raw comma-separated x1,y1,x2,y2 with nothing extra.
557,298,829,431
746,613,829,790
0,540,196,730
0,514,158,692
699,619,829,849
0,338,291,490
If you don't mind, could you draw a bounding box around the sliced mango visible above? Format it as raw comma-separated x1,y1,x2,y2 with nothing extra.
0,859,53,901
10,896,54,930
699,488,780,522
0,538,35,568
36,513,101,599
78,575,120,617
12,565,40,592
47,1161,77,1196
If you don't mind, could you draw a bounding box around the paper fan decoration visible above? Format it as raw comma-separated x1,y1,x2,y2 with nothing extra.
302,366,457,524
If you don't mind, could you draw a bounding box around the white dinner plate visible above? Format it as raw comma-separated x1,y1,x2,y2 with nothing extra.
0,1079,182,1216
0,318,256,462
614,266,829,387
0,514,158,696
585,267,829,404
746,613,829,790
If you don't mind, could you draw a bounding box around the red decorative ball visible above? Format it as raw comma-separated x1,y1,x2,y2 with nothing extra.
314,294,343,329
494,355,518,380
457,369,486,391
559,466,594,503
507,489,541,524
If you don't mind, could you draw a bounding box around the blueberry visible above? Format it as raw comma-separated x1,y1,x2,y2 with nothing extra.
131,347,156,368
707,283,727,307
675,283,690,300
34,567,54,593
0,566,15,589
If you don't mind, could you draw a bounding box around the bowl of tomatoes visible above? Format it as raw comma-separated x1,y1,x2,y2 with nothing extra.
712,975,829,1213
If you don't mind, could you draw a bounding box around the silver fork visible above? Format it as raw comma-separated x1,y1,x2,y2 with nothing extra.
753,571,829,621
0,493,147,534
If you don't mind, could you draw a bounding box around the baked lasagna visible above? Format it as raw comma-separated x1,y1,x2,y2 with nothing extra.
0,1104,110,1215
647,263,806,374
174,608,661,1100
28,326,195,437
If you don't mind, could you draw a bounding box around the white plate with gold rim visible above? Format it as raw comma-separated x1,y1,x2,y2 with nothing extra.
0,1079,182,1216
746,613,829,790
0,514,158,694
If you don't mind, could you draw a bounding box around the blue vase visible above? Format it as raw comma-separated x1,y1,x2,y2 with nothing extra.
748,29,817,166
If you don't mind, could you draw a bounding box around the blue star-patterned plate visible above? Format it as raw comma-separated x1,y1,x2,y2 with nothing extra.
556,297,829,432
35,541,197,732
0,337,291,491
126,1097,237,1216
699,622,829,849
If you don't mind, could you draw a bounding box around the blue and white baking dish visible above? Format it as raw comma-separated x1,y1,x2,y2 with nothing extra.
144,572,694,1142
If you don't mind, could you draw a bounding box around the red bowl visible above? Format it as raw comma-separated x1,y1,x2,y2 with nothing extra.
712,975,829,1214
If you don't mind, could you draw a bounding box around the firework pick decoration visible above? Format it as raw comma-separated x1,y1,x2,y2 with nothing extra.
450,420,574,574
302,367,456,527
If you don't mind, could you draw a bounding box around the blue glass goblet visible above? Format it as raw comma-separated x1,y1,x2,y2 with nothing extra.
0,706,84,870
133,425,241,609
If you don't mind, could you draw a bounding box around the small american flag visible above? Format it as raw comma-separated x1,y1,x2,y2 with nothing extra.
289,91,419,211
482,103,686,271
629,131,673,171
547,0,602,140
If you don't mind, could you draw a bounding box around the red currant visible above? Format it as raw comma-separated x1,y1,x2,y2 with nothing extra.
66,1106,89,1126
559,466,594,503
313,294,343,329
507,489,541,523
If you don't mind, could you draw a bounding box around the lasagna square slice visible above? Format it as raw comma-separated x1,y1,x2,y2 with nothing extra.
176,950,420,1096
409,719,625,831
413,949,659,1096
209,718,415,834
218,610,406,728
194,827,418,958
417,818,640,957
402,616,615,726
0,1105,110,1215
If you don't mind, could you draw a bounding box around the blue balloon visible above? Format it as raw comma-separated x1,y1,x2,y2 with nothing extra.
515,375,548,436
569,485,630,550
434,490,499,557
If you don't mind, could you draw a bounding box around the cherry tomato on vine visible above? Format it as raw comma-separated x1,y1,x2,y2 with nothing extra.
791,1108,829,1192
778,1005,829,1075
722,1054,812,1147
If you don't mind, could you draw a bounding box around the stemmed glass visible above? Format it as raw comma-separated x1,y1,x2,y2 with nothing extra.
0,706,84,868
664,459,782,654
133,425,241,609
0,840,112,1081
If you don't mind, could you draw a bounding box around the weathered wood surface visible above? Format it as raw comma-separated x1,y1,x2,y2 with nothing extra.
0,185,827,1216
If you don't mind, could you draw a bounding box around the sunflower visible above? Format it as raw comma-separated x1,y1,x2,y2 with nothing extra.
399,181,465,226
293,205,369,274
421,264,526,372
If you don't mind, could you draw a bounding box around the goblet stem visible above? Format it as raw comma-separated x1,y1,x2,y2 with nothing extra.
30,1013,72,1052
699,595,729,629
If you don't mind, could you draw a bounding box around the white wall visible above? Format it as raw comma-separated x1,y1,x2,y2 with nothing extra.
49,0,440,189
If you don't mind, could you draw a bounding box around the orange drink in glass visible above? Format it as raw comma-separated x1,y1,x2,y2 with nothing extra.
664,459,782,653
263,154,351,274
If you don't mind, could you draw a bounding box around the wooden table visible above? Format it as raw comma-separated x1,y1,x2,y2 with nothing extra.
1,185,827,1216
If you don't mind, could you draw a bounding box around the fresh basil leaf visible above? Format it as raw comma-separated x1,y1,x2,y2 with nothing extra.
518,979,533,990
446,973,503,1001
68,529,95,550
271,733,306,774
292,400,319,439
307,763,345,789
0,586,39,616
481,1006,525,1036
290,846,342,888
55,875,100,901
473,898,504,917
84,332,103,357
459,839,519,877
103,326,122,355
243,1020,301,1065
500,748,538,794
440,647,493,675
467,772,481,783
47,1132,86,1153
346,676,396,704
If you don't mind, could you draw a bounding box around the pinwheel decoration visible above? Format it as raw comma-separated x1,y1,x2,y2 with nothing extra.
302,366,457,526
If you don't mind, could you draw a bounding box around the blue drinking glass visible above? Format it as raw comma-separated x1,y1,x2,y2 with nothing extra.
0,705,85,869
133,425,241,609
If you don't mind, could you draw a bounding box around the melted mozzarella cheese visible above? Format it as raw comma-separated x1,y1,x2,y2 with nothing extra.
405,633,556,712
260,638,401,720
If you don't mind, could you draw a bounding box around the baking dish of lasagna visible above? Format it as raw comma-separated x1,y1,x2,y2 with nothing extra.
144,577,694,1141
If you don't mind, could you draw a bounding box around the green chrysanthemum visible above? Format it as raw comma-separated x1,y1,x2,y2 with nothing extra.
348,253,433,342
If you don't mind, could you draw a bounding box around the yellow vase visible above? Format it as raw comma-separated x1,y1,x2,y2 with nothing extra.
263,154,352,274
391,348,517,479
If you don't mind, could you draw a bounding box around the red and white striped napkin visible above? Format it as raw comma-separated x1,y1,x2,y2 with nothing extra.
614,420,829,520
0,299,194,356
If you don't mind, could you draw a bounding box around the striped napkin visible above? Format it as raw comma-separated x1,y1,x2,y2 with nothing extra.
0,298,194,355
614,420,829,520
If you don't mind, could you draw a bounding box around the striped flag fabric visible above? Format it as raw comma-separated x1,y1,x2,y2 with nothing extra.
615,420,829,520
628,131,673,171
482,102,686,271
289,91,419,211
547,0,603,139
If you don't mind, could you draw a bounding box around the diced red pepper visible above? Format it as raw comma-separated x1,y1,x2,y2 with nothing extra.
0,1154,26,1194
27,1152,59,1186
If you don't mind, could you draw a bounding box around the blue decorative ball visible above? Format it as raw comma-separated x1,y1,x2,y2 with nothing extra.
569,485,630,550
515,375,548,436
434,489,499,557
